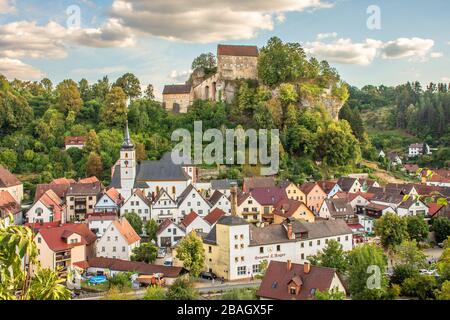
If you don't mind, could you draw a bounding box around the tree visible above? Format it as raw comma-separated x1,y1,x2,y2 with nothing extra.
108,272,131,291
115,73,141,100
191,53,217,75
101,86,128,127
402,275,438,300
308,240,348,273
347,244,388,300
222,288,257,300
435,280,450,300
315,288,346,300
0,148,18,171
406,215,429,242
131,242,158,264
0,216,71,300
394,240,427,268
437,248,450,281
144,219,158,242
166,276,199,300
86,152,103,178
175,232,205,277
136,143,146,161
124,212,143,235
84,129,100,154
143,285,166,300
391,264,420,286
374,212,409,249
144,84,155,100
432,217,450,243
56,79,83,115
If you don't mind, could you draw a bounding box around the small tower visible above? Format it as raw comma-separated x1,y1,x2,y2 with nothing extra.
120,121,136,196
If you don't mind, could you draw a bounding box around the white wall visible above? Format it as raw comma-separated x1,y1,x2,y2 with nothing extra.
121,193,151,222
178,188,211,218
97,222,140,260
157,223,186,247
26,201,53,224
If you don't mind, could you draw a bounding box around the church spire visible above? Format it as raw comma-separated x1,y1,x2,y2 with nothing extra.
122,120,134,149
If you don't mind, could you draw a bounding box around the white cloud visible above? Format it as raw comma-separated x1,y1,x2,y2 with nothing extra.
430,52,443,59
71,66,127,76
316,32,337,40
169,70,191,83
0,58,45,79
305,38,383,65
110,0,333,42
0,0,15,13
381,37,434,60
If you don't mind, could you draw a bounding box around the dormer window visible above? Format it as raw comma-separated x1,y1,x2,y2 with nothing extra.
290,287,297,295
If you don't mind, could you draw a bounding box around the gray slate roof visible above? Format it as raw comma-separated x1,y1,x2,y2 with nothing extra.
211,179,237,190
289,219,352,240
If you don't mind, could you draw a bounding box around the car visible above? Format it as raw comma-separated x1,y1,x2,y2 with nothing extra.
419,269,437,276
163,257,173,267
438,243,444,248
157,248,166,259
199,271,217,280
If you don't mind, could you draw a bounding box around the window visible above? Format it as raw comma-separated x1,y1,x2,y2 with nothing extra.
237,266,246,275
241,256,245,262
107,236,111,241
235,257,239,263
253,264,260,274
345,236,349,241
122,246,126,252
102,246,105,252
337,237,341,242
113,246,116,252
173,229,177,235
260,247,264,254
240,234,244,240
208,246,212,253
240,244,244,249
37,237,41,244
309,241,313,247
301,253,305,260
234,235,238,240
235,244,238,249
290,287,297,295
276,245,281,252
317,240,321,245
36,208,43,217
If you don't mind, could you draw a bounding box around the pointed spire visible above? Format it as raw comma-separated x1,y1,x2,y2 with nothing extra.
122,120,134,149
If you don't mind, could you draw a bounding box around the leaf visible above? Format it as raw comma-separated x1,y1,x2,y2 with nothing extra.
402,195,410,203
437,198,448,206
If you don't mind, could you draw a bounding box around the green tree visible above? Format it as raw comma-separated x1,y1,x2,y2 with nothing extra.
394,240,427,268
308,240,348,273
84,130,100,154
402,275,438,300
86,152,103,178
374,212,409,249
347,244,388,300
136,143,146,161
0,148,18,171
101,86,128,127
115,73,141,100
124,212,143,235
56,79,83,115
143,285,166,300
191,52,217,75
391,264,420,286
144,84,155,100
108,272,131,291
175,232,205,277
406,215,429,242
27,268,72,300
432,217,450,243
166,276,199,300
435,280,450,300
144,219,158,242
131,242,158,264
315,288,346,300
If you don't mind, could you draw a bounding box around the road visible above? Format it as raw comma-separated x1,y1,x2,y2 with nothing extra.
423,247,443,261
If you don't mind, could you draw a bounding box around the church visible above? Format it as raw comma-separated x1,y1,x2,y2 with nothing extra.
110,123,196,200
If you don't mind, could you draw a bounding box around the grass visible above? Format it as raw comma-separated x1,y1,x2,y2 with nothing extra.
81,280,110,292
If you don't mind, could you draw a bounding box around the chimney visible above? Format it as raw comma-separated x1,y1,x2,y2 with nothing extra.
304,261,311,274
287,260,292,271
230,182,238,216
287,222,293,240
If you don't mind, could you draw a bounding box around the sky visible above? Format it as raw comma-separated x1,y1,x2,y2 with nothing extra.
1,0,449,99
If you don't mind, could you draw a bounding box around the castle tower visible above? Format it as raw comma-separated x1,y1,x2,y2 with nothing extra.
119,121,136,197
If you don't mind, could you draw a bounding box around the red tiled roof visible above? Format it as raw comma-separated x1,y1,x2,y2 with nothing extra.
180,211,199,228
105,187,124,205
428,203,444,217
204,208,226,225
51,178,76,185
34,183,70,202
64,136,86,146
112,219,141,245
86,212,118,222
38,224,96,252
38,189,65,221
256,261,341,300
0,191,21,218
317,180,338,194
156,218,174,236
300,182,325,196
250,187,287,206
243,176,275,192
217,44,258,57
273,198,304,217
79,176,100,184
0,165,21,188
163,84,191,95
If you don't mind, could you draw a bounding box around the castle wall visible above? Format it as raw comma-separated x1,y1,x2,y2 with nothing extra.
163,93,192,113
217,55,258,81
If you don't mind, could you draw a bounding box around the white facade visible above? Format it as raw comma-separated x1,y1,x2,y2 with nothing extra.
26,201,56,224
144,180,190,200
183,216,211,234
157,222,186,247
210,194,231,215
151,190,179,224
397,200,429,217
121,192,151,222
96,222,140,260
94,194,120,213
178,187,211,218
88,218,116,238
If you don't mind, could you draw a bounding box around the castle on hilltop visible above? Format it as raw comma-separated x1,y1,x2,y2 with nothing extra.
163,44,259,113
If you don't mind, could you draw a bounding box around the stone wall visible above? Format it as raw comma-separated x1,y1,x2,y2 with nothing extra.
217,55,258,81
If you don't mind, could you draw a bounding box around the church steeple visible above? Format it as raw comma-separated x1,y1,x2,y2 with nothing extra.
122,120,134,150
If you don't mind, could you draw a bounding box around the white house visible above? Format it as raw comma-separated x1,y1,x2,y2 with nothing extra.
120,189,152,222
180,211,211,234
210,179,237,197
151,189,179,224
396,198,429,217
26,189,65,224
94,188,124,214
409,143,431,158
96,218,141,260
177,184,211,219
87,213,118,238
209,190,231,214
378,150,385,158
156,219,186,248
337,177,362,193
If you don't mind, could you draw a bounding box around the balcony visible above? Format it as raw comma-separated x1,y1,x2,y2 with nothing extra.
55,252,71,262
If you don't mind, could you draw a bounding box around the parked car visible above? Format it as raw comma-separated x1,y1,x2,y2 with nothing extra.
419,269,438,276
157,248,167,259
199,271,217,280
163,257,173,267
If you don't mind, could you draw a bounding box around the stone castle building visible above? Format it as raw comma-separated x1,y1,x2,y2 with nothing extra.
163,44,259,113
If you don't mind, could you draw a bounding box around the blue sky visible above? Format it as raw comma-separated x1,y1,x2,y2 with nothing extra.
1,0,449,99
